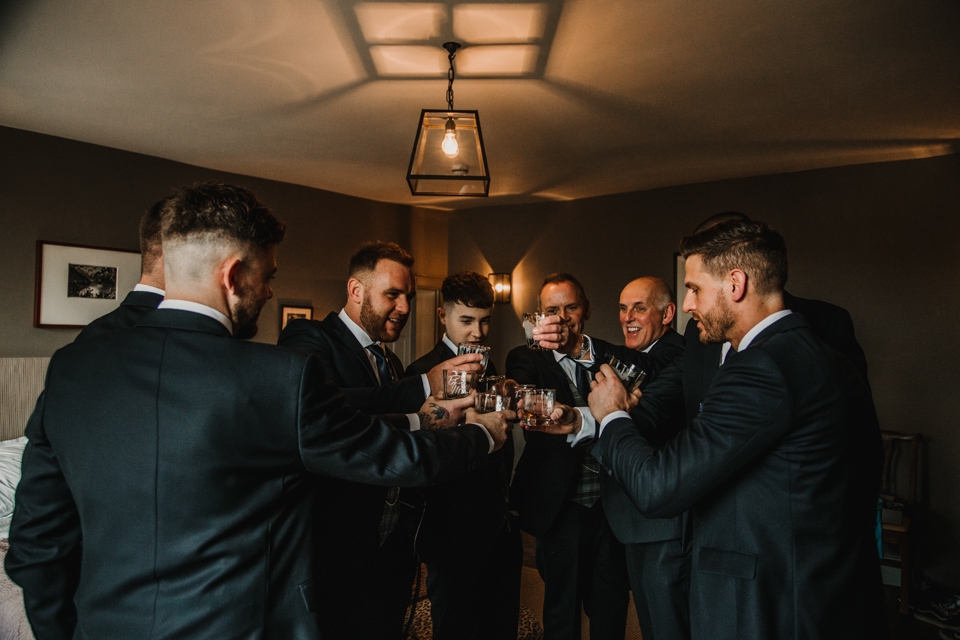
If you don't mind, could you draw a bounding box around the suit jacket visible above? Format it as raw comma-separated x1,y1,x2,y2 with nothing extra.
506,340,672,538
5,309,488,640
596,328,687,544
406,341,510,560
74,289,162,341
592,313,882,640
277,312,426,550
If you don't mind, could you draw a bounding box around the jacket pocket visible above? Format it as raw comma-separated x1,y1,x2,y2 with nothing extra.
698,546,757,580
299,579,319,612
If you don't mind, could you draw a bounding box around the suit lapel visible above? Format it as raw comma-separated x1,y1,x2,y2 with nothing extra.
323,313,379,386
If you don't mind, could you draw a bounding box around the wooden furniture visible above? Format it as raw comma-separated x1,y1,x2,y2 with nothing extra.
878,430,922,614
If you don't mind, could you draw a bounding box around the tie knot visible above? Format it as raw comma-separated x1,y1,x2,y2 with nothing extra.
368,343,386,359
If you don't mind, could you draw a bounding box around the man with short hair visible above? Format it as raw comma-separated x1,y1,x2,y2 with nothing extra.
506,273,631,640
619,276,677,353
278,242,485,640
6,182,512,639
406,271,522,640
581,218,883,640
75,196,170,340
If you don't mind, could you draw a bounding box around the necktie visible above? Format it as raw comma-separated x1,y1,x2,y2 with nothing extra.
367,343,396,385
564,357,601,507
368,343,400,543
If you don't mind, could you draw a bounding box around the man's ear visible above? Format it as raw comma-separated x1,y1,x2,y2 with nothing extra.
729,270,748,303
347,277,364,305
222,256,244,298
437,306,447,327
662,302,676,326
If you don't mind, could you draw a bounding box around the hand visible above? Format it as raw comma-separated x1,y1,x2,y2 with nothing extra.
521,402,582,435
427,354,484,396
587,364,641,422
465,407,516,451
531,315,567,351
418,394,475,430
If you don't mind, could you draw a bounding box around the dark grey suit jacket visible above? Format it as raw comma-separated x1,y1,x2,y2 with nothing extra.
74,289,162,341
593,313,882,640
6,309,488,640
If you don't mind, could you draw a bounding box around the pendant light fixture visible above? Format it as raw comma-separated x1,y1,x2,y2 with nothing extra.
406,42,490,197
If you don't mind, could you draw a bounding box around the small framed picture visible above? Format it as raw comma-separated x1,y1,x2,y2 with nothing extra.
34,241,141,328
281,305,313,330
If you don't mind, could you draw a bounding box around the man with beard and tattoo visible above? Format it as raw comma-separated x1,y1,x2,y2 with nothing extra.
278,242,485,640
7,182,514,639
539,218,884,640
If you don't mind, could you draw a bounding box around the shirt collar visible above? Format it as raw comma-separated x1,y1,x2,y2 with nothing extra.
441,333,459,354
720,309,793,364
338,308,376,349
133,283,165,296
641,337,659,353
158,299,233,334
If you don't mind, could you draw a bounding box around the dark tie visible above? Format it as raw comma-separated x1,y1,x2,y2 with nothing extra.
368,343,401,544
367,343,396,384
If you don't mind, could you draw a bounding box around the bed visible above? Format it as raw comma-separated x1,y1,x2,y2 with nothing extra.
0,357,47,640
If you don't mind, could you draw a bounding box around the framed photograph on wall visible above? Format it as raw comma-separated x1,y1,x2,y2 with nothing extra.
280,305,313,330
674,252,693,333
34,241,141,328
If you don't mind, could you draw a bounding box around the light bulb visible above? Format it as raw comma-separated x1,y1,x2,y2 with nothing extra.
442,118,459,158
495,283,504,292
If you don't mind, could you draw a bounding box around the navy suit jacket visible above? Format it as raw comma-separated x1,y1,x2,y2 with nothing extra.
74,289,162,341
406,341,510,559
593,313,882,640
6,309,488,640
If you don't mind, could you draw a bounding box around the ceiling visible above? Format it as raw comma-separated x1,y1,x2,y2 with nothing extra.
1,0,958,210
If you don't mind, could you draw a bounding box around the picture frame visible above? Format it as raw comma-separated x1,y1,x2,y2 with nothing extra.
280,305,313,330
674,252,693,333
34,241,141,328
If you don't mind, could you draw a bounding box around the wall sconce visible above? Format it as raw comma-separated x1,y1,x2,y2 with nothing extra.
407,42,490,197
488,272,511,304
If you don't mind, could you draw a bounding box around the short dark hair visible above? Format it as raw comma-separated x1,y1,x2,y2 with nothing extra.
162,181,285,249
679,219,787,296
441,271,494,309
692,211,751,235
539,272,589,309
139,196,170,274
348,241,414,279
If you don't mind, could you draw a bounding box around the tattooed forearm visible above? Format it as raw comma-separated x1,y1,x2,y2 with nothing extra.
418,403,451,430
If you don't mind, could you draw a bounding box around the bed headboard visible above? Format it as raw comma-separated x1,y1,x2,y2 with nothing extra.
0,358,49,441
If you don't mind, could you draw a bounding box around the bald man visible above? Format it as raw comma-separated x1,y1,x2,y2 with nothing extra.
619,277,677,353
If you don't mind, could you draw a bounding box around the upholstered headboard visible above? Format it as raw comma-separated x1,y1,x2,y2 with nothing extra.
0,358,49,441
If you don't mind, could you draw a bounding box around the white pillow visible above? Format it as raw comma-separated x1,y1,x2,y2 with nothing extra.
0,437,27,539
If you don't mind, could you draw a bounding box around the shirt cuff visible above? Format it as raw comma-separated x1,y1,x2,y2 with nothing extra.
420,374,430,398
407,413,420,431
598,410,631,438
472,424,496,453
567,406,597,446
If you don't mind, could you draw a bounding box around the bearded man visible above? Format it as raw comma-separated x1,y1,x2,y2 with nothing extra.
278,241,484,639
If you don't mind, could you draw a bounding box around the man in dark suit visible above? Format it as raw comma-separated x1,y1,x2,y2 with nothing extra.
278,243,484,639
405,271,522,640
6,182,513,639
506,273,633,640
75,196,169,341
576,219,883,640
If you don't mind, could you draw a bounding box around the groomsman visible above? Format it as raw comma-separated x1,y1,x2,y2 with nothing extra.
277,242,483,640
6,182,510,639
406,271,522,640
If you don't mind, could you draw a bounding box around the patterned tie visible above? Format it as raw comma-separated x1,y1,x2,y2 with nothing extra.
566,358,601,507
368,343,400,544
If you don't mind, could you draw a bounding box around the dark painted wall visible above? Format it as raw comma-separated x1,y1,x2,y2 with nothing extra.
449,152,960,583
0,125,411,355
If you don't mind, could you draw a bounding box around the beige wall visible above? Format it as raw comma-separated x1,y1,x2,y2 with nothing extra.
449,152,960,584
